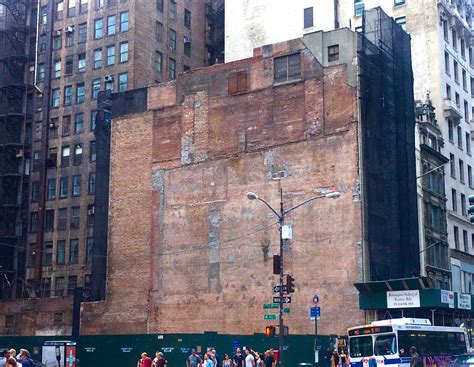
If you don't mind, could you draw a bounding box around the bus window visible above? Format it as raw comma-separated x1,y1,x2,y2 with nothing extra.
350,336,373,357
374,334,396,356
447,332,467,355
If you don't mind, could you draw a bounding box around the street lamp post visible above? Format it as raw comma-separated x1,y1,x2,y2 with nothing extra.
247,188,340,367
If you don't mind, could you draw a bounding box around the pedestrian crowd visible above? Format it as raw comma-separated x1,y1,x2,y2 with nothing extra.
0,349,33,367
325,348,349,367
136,347,276,367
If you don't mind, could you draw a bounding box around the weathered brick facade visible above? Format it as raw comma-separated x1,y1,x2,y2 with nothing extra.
82,36,366,336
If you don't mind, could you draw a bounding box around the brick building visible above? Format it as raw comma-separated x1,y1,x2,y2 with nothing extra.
81,13,418,336
0,0,223,336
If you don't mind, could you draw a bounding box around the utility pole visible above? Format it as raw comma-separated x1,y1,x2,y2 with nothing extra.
278,188,284,367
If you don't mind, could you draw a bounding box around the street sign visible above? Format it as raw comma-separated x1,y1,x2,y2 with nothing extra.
283,308,290,313
263,303,279,309
273,285,288,292
264,314,279,320
312,295,319,306
273,296,292,304
310,306,320,321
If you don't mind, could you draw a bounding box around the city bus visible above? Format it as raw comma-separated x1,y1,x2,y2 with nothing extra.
347,318,469,367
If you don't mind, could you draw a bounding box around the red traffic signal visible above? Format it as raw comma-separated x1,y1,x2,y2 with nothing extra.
265,325,276,337
286,274,295,293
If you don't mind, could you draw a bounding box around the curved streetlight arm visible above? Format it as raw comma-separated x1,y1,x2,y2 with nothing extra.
256,197,282,220
284,195,326,215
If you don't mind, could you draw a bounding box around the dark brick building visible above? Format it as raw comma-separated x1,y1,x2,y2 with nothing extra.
81,16,419,336
0,0,223,336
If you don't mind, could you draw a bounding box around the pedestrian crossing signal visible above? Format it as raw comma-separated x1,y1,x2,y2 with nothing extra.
265,326,276,337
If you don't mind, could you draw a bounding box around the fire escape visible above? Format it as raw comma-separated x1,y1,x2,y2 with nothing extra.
0,0,31,299
205,0,224,65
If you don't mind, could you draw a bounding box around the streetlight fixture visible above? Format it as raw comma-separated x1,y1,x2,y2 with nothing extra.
247,188,341,367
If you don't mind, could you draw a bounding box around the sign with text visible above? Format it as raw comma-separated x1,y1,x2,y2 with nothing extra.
458,293,472,310
386,290,420,308
441,290,455,308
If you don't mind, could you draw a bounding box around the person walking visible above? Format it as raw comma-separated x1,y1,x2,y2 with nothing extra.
245,349,255,367
140,353,153,367
187,349,202,367
154,352,166,367
233,348,244,367
223,354,232,367
339,350,348,367
18,350,31,367
409,347,420,367
203,354,214,367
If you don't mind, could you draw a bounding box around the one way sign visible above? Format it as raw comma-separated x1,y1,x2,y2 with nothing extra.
273,296,292,304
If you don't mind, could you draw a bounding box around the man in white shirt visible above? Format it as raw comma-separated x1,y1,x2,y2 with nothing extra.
245,349,255,367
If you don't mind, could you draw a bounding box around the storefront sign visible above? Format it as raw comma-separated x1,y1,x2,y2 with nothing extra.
386,290,420,308
458,293,471,310
441,290,455,308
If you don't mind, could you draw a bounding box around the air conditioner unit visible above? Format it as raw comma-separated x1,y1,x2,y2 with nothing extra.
15,149,23,158
49,121,56,128
184,36,192,43
65,26,74,33
104,75,114,82
54,30,62,36
87,207,95,215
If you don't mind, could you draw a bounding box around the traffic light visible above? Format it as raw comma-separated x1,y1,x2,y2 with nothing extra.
265,325,276,337
469,195,474,224
273,255,281,275
286,274,295,293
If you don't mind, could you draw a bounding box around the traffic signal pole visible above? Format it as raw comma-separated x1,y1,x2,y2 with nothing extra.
278,188,284,367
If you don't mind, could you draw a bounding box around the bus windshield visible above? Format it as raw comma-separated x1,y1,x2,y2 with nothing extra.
350,336,373,357
374,334,396,355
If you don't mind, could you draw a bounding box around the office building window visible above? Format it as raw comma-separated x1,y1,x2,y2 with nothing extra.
455,92,460,106
184,39,191,57
27,244,36,267
465,100,469,121
66,27,74,47
94,49,102,69
37,64,45,82
448,120,454,141
354,0,364,16
452,188,457,212
80,0,88,13
461,193,467,216
30,212,38,233
62,115,71,136
452,29,457,49
78,53,86,72
468,133,472,155
458,126,463,148
446,84,451,100
107,15,116,35
58,208,67,230
59,177,68,198
31,181,39,202
469,165,473,188
107,45,115,65
395,17,406,30
55,2,63,20
463,69,467,90
43,242,53,266
86,238,94,262
65,56,73,75
120,11,129,32
64,85,72,106
91,110,97,131
394,0,405,5
184,9,191,29
156,21,163,42
87,204,95,225
94,0,103,9
157,0,164,11
54,276,65,296
44,209,54,232
67,0,75,17
76,83,85,103
53,35,62,50
67,276,77,295
88,172,96,194
33,151,40,171
94,18,103,39
155,51,163,72
105,78,113,92
53,60,61,78
40,277,51,298
92,79,101,100
47,179,56,200
460,159,465,183
464,230,469,252
169,0,177,20
69,239,79,264
78,22,87,43
454,60,459,82
445,52,450,74
168,58,176,80
52,89,60,108
443,20,448,40
57,241,66,265
61,146,70,166
169,29,176,50
454,226,460,249
74,144,83,165
72,175,81,196
90,141,96,162
304,7,313,28
74,113,84,134
118,72,128,92
71,206,80,228
274,53,301,82
120,42,129,62
328,45,339,62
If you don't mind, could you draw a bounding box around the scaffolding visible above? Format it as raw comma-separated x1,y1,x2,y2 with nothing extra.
0,0,32,299
359,8,419,281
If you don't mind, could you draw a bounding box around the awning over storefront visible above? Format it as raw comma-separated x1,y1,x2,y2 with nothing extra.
355,277,473,312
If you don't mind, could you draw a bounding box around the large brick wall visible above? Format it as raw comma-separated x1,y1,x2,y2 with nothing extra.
82,39,365,336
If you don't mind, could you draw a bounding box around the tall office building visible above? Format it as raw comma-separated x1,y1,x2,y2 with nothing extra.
0,0,224,336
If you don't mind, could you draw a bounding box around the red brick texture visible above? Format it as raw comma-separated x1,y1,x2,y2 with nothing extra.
81,39,365,336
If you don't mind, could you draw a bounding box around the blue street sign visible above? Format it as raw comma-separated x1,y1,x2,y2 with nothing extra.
310,306,321,320
310,307,317,317
316,306,321,319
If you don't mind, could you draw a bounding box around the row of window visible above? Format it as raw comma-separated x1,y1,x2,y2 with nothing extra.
36,274,89,299
33,141,96,172
354,0,406,17
51,74,128,108
444,55,474,99
43,0,122,22
447,120,471,153
451,186,474,216
30,203,94,233
31,237,93,268
442,19,473,65
453,225,474,254
156,0,191,29
449,154,473,187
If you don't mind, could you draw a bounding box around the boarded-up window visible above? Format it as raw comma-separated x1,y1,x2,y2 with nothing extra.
274,54,301,83
228,71,247,94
